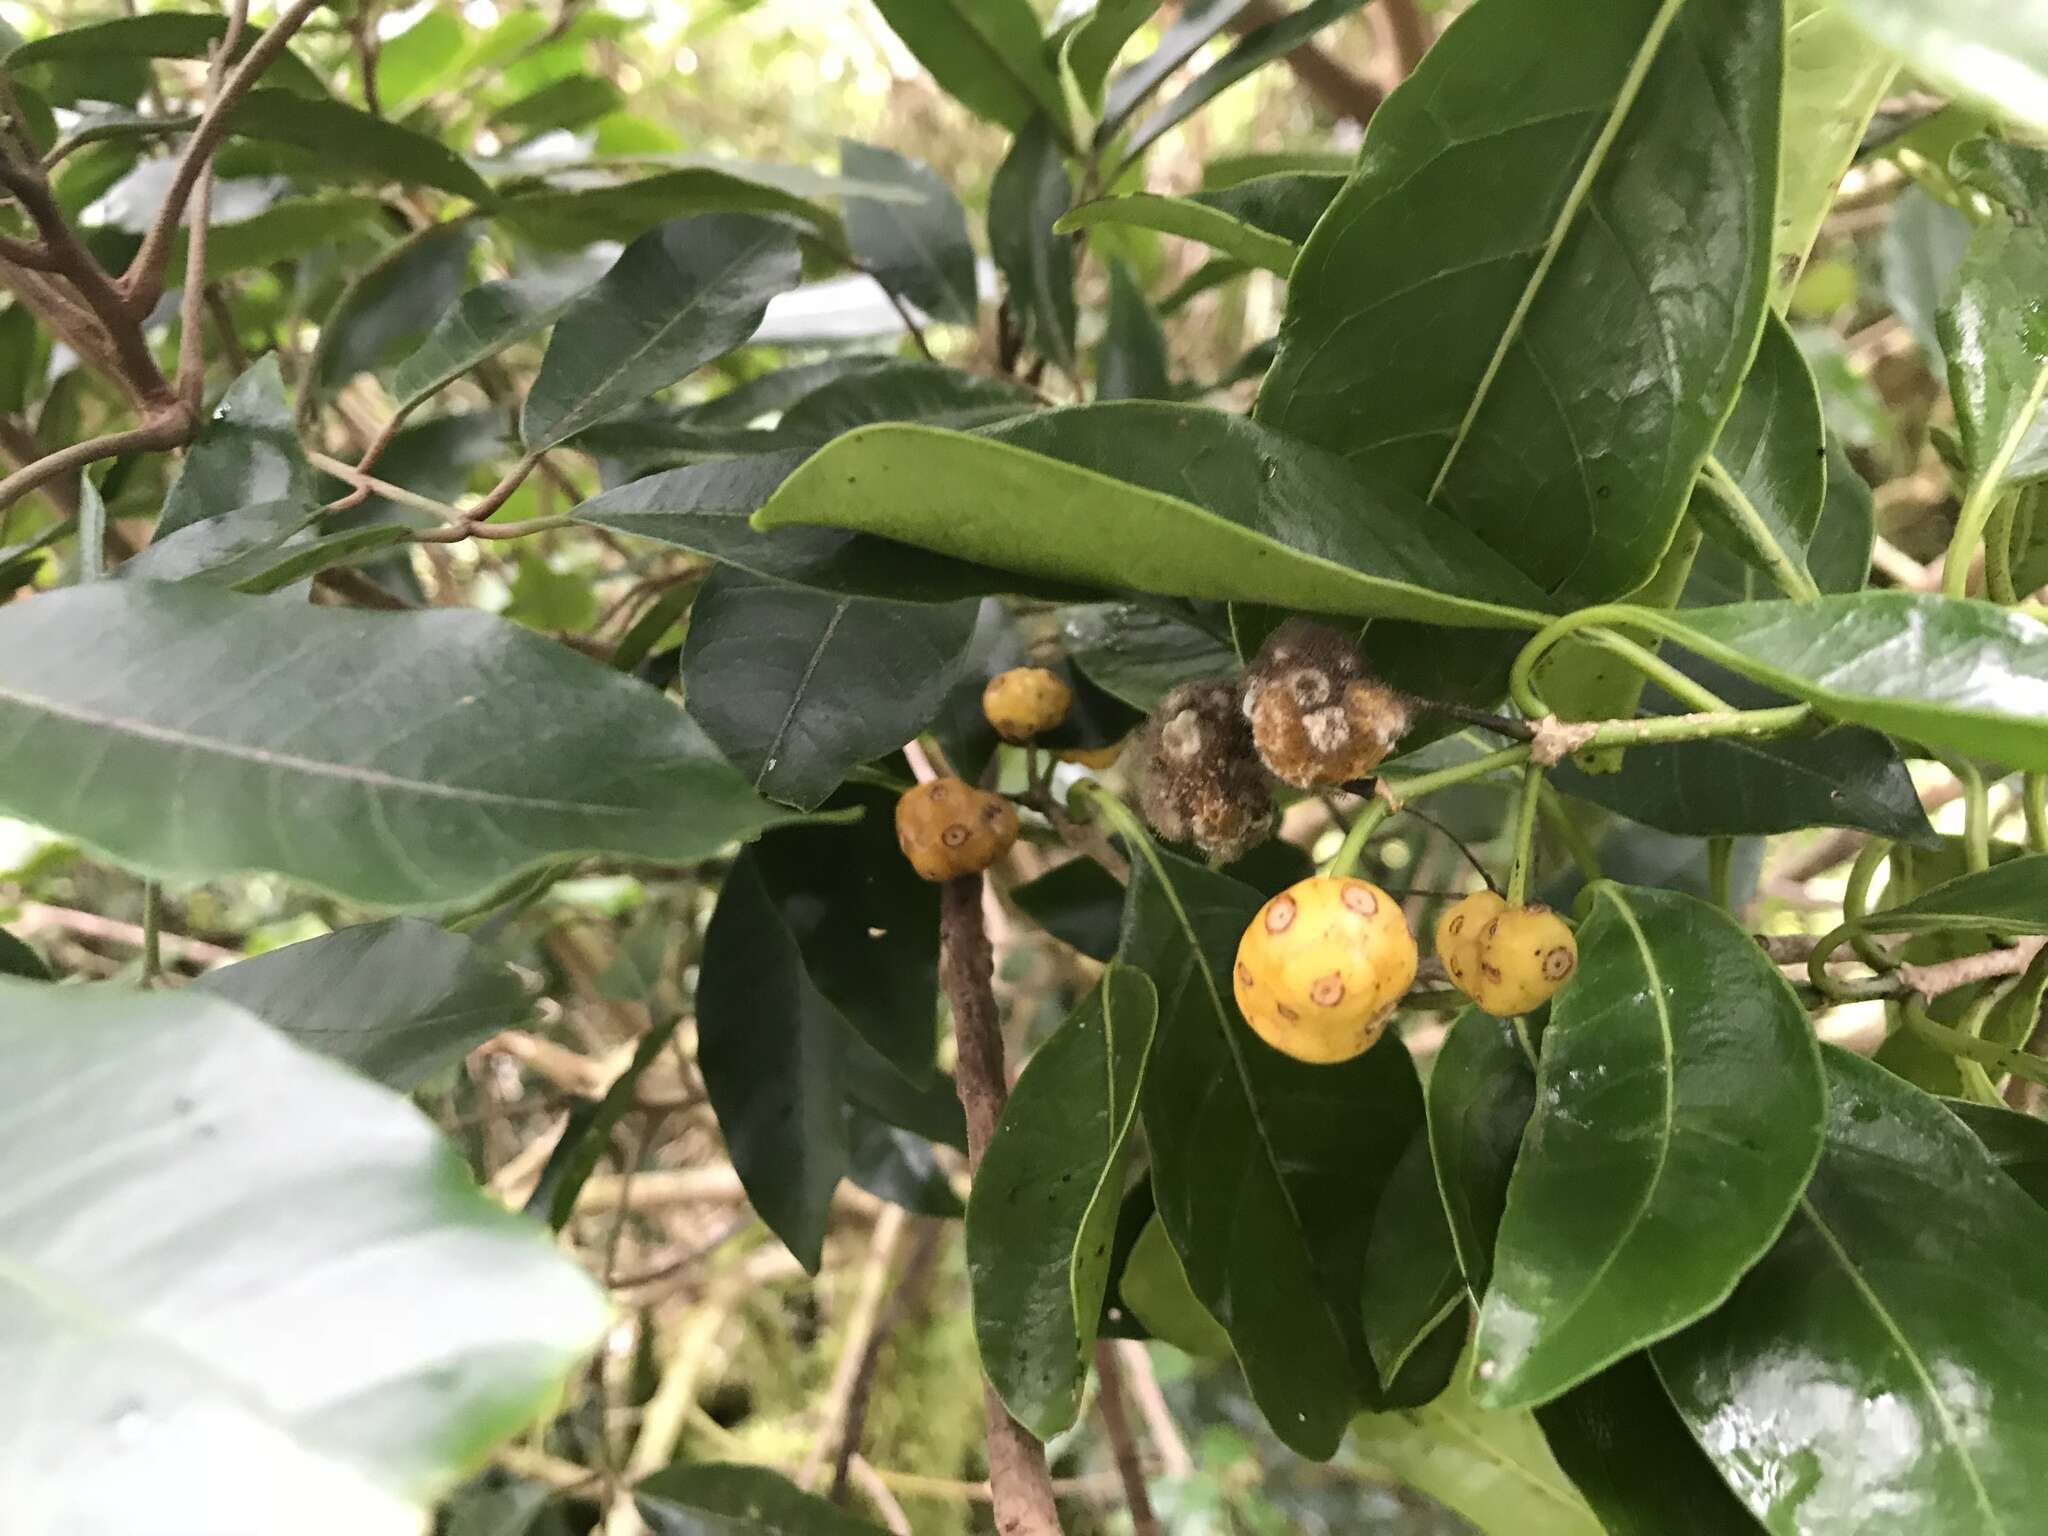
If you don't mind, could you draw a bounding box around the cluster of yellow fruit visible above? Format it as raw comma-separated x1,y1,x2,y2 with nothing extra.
1434,891,1578,1018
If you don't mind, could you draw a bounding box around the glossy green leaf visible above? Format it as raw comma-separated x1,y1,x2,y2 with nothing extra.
1829,0,2048,134
1695,314,1826,597
639,1462,887,1535
120,498,328,590
228,89,490,201
390,261,604,412
1097,260,1171,401
868,0,1066,136
492,168,843,249
1061,0,1160,111
522,214,802,449
1536,1354,1764,1536
968,966,1159,1437
1100,0,1251,136
1060,601,1237,712
0,981,607,1533
1193,171,1345,245
1427,1008,1536,1298
1947,1099,2048,1208
778,361,1035,438
1474,884,1825,1410
679,567,978,808
7,13,326,98
157,357,316,540
1655,1047,2048,1536
1940,206,2048,509
1772,0,1897,307
753,404,1555,630
1839,852,2048,940
1362,1124,1465,1389
1120,1213,1232,1357
1667,594,2048,772
839,139,977,326
1808,438,1878,594
0,583,807,908
317,226,477,393
989,116,1077,372
1122,846,1426,1455
1011,857,1125,962
195,918,526,1090
1057,192,1297,276
1259,0,1781,607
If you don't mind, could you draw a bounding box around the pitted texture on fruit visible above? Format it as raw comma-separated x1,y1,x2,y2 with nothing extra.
1137,678,1274,863
894,777,1019,882
1468,903,1578,1017
1231,876,1418,1064
982,667,1073,742
1434,889,1507,1000
1240,619,1413,788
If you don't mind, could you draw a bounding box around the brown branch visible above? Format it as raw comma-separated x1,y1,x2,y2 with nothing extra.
0,411,193,518
1093,1341,1162,1536
0,233,58,270
940,875,1066,1536
1382,0,1432,76
175,1,249,408
829,1220,948,1503
0,413,79,516
1226,0,1383,125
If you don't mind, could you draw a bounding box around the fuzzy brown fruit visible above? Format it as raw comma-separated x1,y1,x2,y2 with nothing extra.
1434,889,1507,1001
1136,678,1274,863
1241,619,1413,788
1468,903,1578,1017
1231,876,1418,1063
982,667,1073,743
894,778,1019,882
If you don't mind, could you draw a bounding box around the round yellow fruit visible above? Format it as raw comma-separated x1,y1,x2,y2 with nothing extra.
1231,876,1418,1064
1468,903,1578,1017
894,778,1019,882
1434,889,1507,1001
982,667,1073,743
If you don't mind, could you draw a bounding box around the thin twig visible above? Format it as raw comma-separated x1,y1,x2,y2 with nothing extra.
1093,1341,1162,1536
828,1219,948,1502
0,414,192,517
11,899,240,967
800,1205,909,1490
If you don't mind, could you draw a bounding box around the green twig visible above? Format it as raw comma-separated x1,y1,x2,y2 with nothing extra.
2025,773,2047,854
140,882,163,986
1707,836,1734,913
1536,781,1602,884
1903,994,2048,1087
1698,456,1821,600
1503,764,1543,906
1944,758,1990,873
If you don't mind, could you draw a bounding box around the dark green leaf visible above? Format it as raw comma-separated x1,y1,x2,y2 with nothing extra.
1057,192,1297,276
1119,1213,1232,1357
1655,1047,2048,1536
0,302,43,415
1101,0,1250,135
195,918,526,1090
777,361,1034,438
492,75,624,138
752,404,1555,629
845,1108,962,1218
117,498,320,589
867,0,1067,136
1011,858,1125,962
174,194,385,282
840,139,977,325
1362,1123,1464,1389
1536,1354,1764,1536
525,1018,682,1230
317,226,477,393
1474,884,1825,1410
968,966,1158,1437
679,567,977,808
1694,313,1826,596
1096,260,1171,400
1122,847,1425,1455
1828,0,2048,134
0,980,606,1531
1940,204,2048,504
1258,0,1781,607
1191,171,1345,244
7,14,326,98
389,261,603,411
1061,601,1237,712
492,168,843,250
0,926,48,980
639,1463,885,1535
522,214,802,449
676,358,897,430
157,357,316,540
0,583,809,908
990,117,1077,372
1427,1008,1536,1298
1838,852,2048,940
1668,593,2048,772
1946,1099,2048,1208
1880,187,1972,372
229,89,491,201
1808,438,1877,593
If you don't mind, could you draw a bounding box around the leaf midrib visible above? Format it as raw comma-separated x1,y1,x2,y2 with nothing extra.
1425,0,1689,503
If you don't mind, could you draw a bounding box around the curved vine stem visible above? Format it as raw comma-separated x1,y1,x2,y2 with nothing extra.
1903,994,2048,1088
2025,773,2048,855
1503,764,1543,906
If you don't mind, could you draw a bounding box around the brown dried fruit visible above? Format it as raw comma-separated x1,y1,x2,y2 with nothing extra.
894,777,1019,881
1135,678,1274,863
1240,619,1413,788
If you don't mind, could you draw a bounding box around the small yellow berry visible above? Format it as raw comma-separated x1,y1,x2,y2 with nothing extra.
1056,737,1127,770
1231,876,1418,1064
982,667,1073,743
894,778,1019,882
1467,904,1578,1017
1434,889,1507,1000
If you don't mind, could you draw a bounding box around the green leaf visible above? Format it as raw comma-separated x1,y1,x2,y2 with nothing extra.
678,567,978,808
0,980,607,1531
846,1107,961,1218
526,1018,684,1230
229,89,491,201
1192,171,1346,244
492,168,845,250
1880,188,1972,374
1258,0,1781,607
1939,204,2048,508
777,361,1035,438
1550,657,1937,842
968,966,1159,1437
1946,1099,2048,1208
868,0,1067,136
1057,192,1297,276
1837,852,2048,940
492,74,624,138
1772,0,1897,308
989,117,1077,372
1061,601,1237,712
638,1462,887,1535
839,139,977,325
1694,314,1826,598
1061,0,1161,111
1535,1354,1765,1536
752,404,1555,630
0,926,48,980
1122,846,1426,1456
1100,0,1250,136
1362,1124,1465,1389
1427,1008,1536,1298
1828,0,2048,134
1665,593,2048,772
1120,1213,1232,1357
1473,884,1825,1410
1808,438,1878,594
173,194,385,282
197,918,526,1090
377,8,466,110
389,262,602,411
1011,858,1126,962
156,357,316,540
7,13,326,98
1655,1046,2048,1536
522,214,802,449
0,583,808,909
317,226,478,393
1097,259,1171,401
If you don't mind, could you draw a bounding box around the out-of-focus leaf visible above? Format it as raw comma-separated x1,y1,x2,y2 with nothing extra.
7,13,326,98
228,89,490,200
839,139,978,325
638,1462,887,1535
990,116,1078,372
1058,192,1297,276
1827,0,2048,135
317,225,477,393
868,0,1068,136
1096,260,1171,401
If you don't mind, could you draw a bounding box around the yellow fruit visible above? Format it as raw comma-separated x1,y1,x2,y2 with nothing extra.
1434,889,1507,1000
894,778,1019,882
1468,904,1579,1017
1231,876,1418,1064
982,667,1073,742
1056,737,1127,770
